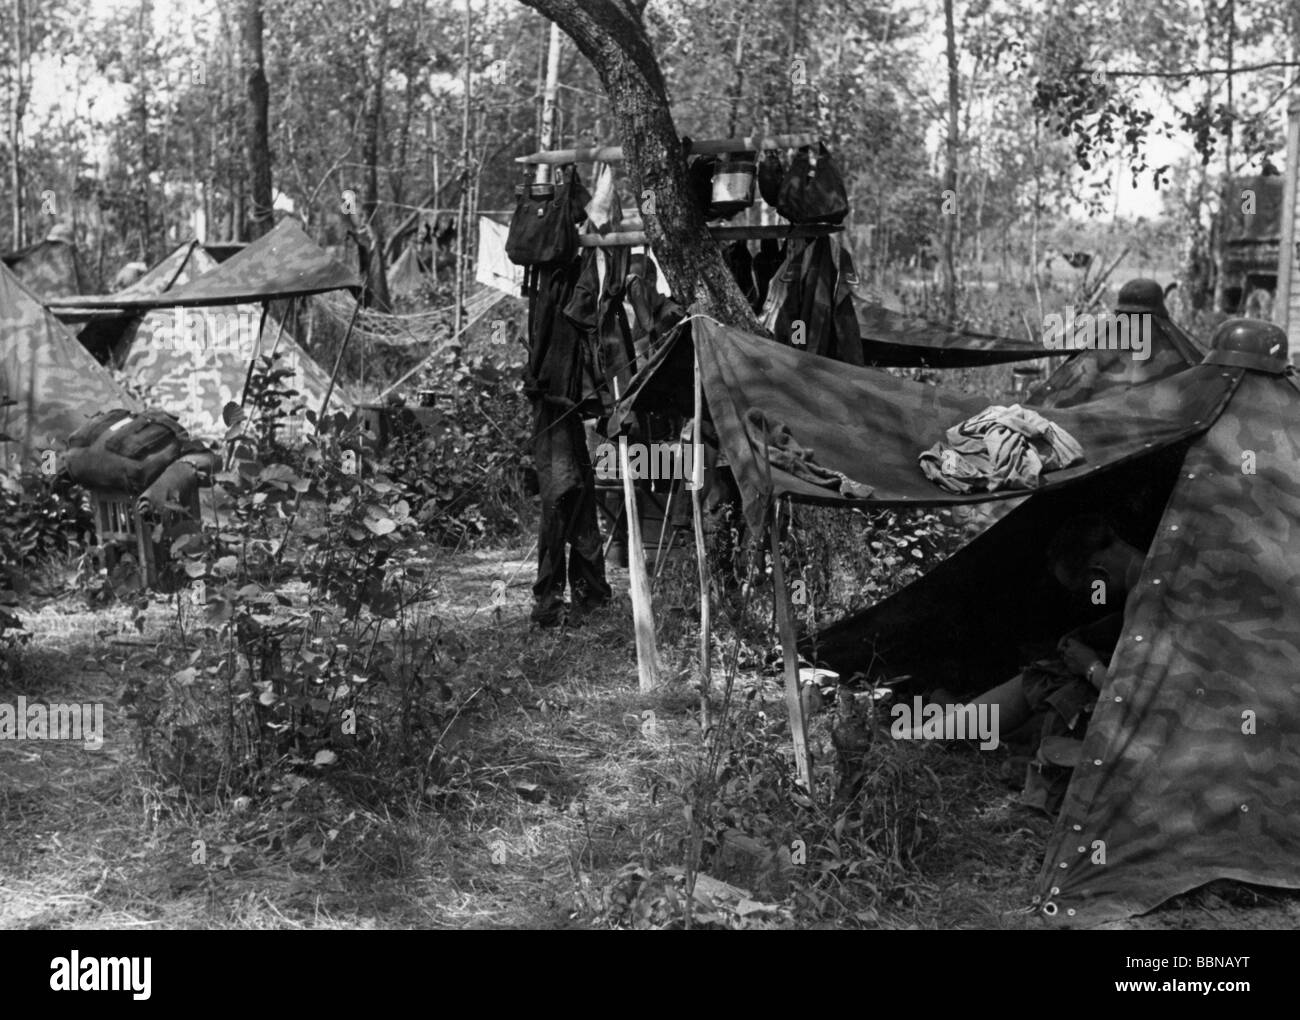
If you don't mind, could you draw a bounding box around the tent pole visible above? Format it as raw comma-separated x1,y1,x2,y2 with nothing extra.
319,301,361,420
692,349,712,738
614,380,661,692
770,497,814,794
238,302,272,409
266,295,294,362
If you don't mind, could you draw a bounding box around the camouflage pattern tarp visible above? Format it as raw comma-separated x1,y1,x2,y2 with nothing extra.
1,236,88,301
778,316,1300,923
49,219,361,310
855,301,1072,368
1028,317,1204,408
1037,365,1300,925
111,242,351,442
0,260,139,470
693,318,1234,523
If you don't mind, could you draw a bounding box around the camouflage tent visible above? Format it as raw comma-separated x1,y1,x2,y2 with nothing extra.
1,227,89,301
680,314,1298,926
0,260,139,471
52,220,361,310
386,244,430,299
50,223,360,442
1027,299,1205,408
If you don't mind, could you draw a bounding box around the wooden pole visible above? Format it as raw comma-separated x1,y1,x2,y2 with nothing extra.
614,381,660,692
515,131,820,165
237,302,273,408
319,301,361,420
1275,99,1300,348
265,296,292,362
769,498,813,794
452,0,473,354
536,22,562,187
578,223,842,247
692,350,711,736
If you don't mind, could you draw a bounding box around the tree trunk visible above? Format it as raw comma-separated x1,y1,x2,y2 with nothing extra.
517,0,758,327
9,0,26,247
137,0,152,258
242,0,274,239
940,0,960,322
361,7,391,310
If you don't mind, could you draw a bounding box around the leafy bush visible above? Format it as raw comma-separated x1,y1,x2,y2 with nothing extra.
387,346,533,546
0,468,96,569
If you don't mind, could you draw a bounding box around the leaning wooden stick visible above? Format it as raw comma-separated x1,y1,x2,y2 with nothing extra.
770,501,814,794
614,381,661,692
691,351,712,736
319,301,361,420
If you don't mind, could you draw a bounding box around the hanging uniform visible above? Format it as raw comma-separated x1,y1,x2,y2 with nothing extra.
526,258,612,625
761,235,867,365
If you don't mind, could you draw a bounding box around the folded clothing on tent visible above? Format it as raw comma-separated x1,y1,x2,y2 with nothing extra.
919,404,1084,494
744,409,873,499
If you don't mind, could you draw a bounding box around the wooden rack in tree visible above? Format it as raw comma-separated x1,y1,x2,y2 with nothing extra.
578,222,841,248
515,131,820,166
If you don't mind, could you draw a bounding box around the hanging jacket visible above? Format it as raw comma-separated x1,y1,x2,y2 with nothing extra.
753,237,784,309
563,245,636,418
525,259,590,410
724,241,761,313
760,235,867,365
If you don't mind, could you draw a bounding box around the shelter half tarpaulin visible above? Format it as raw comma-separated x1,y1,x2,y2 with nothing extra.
1,228,89,301
121,241,353,441
0,260,140,469
49,227,358,442
49,219,362,310
854,301,1073,368
691,311,1299,926
1028,315,1205,408
692,317,1232,525
1035,350,1300,925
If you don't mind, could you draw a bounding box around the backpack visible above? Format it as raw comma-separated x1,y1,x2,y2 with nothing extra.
505,166,590,268
65,408,191,494
777,143,849,225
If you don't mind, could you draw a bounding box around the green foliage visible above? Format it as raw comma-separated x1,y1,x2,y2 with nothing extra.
0,468,95,570
385,346,533,547
128,364,493,797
